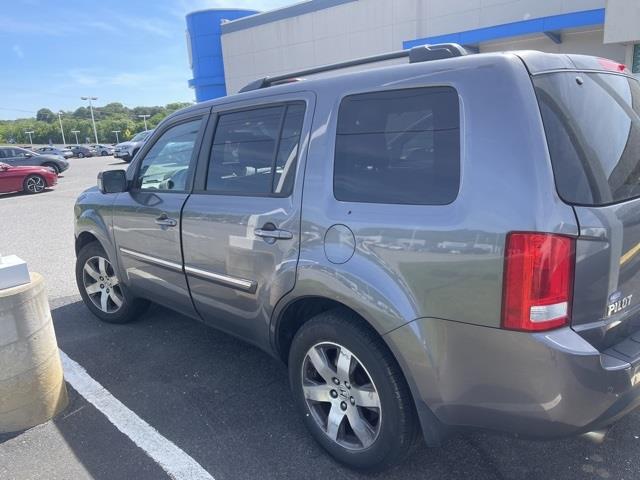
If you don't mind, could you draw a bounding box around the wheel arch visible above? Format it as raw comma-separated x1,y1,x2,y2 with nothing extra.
271,294,447,446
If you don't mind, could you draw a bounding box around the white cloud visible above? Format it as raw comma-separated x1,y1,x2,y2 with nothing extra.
12,44,24,58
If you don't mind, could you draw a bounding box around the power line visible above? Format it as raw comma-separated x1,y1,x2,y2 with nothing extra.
0,106,37,114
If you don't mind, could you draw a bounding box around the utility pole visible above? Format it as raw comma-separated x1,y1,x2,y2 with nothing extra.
57,111,66,145
137,114,150,131
81,96,99,144
112,130,121,143
24,131,34,148
71,130,80,145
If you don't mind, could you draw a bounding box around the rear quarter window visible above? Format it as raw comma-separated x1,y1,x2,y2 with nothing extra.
333,86,460,205
534,72,640,206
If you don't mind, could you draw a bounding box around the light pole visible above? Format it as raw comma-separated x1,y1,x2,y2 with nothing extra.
24,131,34,148
112,130,121,143
71,130,80,145
137,114,150,131
81,96,99,144
57,111,66,145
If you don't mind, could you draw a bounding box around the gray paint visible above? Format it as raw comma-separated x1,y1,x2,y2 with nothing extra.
74,49,640,444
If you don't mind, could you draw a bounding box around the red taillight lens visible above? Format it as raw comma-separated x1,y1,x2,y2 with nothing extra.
597,58,629,73
502,233,574,331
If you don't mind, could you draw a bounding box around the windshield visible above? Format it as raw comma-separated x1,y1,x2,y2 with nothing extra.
534,72,640,206
131,131,150,142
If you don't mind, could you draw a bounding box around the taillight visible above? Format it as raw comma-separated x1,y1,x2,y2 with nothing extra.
597,58,629,73
502,232,574,332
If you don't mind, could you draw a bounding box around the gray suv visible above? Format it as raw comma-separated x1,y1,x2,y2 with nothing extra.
74,44,640,470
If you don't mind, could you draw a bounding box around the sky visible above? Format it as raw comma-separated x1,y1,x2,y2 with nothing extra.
1,0,295,120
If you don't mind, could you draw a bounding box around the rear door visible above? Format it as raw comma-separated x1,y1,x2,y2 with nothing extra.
534,70,640,350
3,148,32,167
181,92,314,345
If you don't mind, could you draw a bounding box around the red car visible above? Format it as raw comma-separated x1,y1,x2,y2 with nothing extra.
0,162,58,194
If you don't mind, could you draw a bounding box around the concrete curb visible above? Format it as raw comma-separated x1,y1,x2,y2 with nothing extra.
0,273,68,433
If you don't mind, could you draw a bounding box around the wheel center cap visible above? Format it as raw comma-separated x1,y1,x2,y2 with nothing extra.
338,386,348,399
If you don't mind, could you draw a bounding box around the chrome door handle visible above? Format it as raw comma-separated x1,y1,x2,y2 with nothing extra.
155,214,177,227
254,228,293,240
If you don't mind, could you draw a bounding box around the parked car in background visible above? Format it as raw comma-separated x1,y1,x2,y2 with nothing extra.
66,145,95,158
90,144,115,156
0,146,69,174
35,146,73,158
113,130,153,162
0,162,57,194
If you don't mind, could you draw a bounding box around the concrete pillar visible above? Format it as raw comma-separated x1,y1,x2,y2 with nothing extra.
0,273,68,433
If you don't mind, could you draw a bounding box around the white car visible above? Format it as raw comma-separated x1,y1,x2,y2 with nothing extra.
90,144,115,156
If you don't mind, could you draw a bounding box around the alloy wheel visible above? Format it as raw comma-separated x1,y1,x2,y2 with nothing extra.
82,255,123,313
26,176,45,193
301,342,381,450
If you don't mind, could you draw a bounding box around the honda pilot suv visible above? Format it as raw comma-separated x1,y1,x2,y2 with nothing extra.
74,44,640,471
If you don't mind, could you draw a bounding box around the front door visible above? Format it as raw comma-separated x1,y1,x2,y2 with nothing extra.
112,113,207,316
181,93,314,345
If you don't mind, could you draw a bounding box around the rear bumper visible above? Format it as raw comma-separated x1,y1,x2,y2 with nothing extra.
385,318,640,439
113,151,130,160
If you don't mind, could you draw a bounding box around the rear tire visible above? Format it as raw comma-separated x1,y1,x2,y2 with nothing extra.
23,174,46,194
288,309,419,471
77,152,84,158
76,242,149,324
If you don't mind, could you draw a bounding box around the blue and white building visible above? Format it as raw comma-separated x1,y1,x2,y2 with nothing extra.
186,0,640,101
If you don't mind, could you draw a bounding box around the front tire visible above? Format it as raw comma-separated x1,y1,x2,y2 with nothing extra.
76,242,149,323
289,309,419,471
77,152,84,158
42,163,59,174
23,174,46,194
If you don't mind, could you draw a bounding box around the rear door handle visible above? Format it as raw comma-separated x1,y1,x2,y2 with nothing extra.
254,228,293,240
155,214,177,227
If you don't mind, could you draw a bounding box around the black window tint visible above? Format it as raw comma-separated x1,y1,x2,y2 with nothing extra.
535,72,640,205
207,102,305,196
334,87,460,205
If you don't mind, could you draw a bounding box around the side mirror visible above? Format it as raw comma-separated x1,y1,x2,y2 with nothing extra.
98,169,128,194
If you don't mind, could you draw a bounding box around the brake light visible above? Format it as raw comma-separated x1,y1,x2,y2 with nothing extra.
502,233,574,331
597,58,629,73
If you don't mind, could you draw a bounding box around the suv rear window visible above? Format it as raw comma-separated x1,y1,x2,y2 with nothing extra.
333,87,460,205
534,72,640,206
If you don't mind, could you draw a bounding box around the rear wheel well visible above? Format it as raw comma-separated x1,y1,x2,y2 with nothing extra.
275,297,378,364
75,232,99,255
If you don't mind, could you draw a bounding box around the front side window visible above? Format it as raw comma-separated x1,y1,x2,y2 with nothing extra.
135,119,202,192
334,87,460,205
206,102,305,196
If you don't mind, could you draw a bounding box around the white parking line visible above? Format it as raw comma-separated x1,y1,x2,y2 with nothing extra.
59,350,215,480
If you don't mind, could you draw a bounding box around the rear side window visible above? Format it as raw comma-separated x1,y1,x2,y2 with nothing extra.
534,72,640,205
206,102,305,196
333,87,460,205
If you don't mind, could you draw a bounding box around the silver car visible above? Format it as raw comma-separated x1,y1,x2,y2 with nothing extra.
74,45,640,470
35,146,73,158
113,130,153,162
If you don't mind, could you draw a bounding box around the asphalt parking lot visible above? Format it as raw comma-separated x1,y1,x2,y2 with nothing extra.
1,155,640,479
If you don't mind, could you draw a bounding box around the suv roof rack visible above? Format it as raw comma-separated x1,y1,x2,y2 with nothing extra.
239,43,469,93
